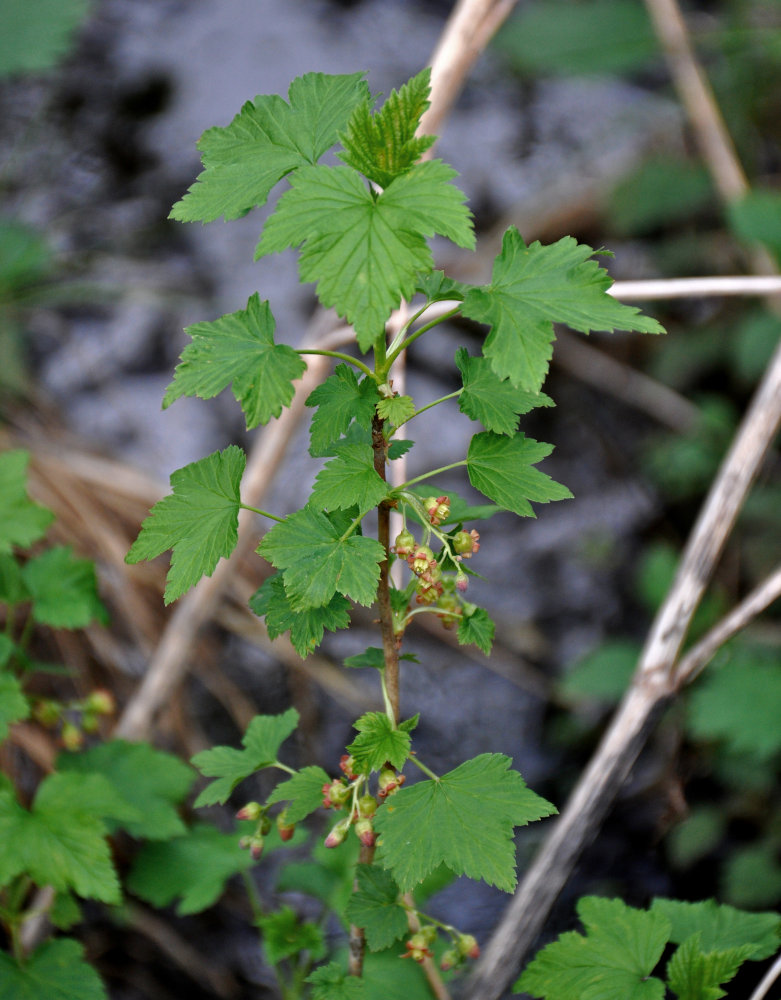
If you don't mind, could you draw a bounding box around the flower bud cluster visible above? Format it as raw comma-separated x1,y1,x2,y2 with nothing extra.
236,802,275,860
401,926,437,963
33,688,117,750
402,921,481,970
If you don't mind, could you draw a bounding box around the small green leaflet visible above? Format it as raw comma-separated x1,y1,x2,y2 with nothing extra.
258,906,326,966
344,865,408,951
251,574,351,657
21,546,108,629
373,753,556,891
307,962,366,1000
259,505,385,611
467,431,572,516
0,673,29,740
127,824,254,915
306,365,380,457
338,68,435,188
462,228,664,392
514,896,670,1000
0,938,107,1000
311,443,388,514
126,445,245,604
377,394,415,428
457,606,495,654
666,934,755,1000
347,712,418,774
256,160,474,351
0,449,54,554
415,269,467,303
455,348,553,435
191,707,299,807
57,740,194,840
266,765,331,824
171,72,370,222
164,294,306,429
649,898,781,961
0,773,138,903
343,647,419,670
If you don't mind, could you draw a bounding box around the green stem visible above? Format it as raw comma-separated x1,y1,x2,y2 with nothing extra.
379,670,396,726
406,389,462,422
395,461,467,491
386,307,461,367
374,331,388,381
240,504,285,522
338,510,366,543
296,349,374,380
385,301,431,358
408,754,440,782
272,761,297,776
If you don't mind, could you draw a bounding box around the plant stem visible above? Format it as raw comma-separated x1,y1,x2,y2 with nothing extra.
372,415,400,725
407,389,463,422
396,461,467,491
239,504,285,522
296,348,374,380
408,754,440,781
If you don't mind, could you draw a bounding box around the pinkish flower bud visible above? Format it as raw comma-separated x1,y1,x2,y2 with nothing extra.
423,495,450,526
86,689,116,716
401,932,434,963
322,779,350,810
276,810,296,842
354,817,376,847
324,818,350,848
457,933,480,959
455,571,468,593
440,949,460,971
249,835,264,860
61,722,83,751
408,544,435,576
393,528,415,558
357,794,377,818
378,769,405,799
453,529,479,557
236,801,263,822
339,754,358,780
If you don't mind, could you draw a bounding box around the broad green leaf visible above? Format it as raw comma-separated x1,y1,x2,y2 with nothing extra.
388,438,414,460
171,72,370,222
127,824,253,915
666,934,755,1000
266,765,331,824
377,394,415,427
338,68,435,187
22,546,108,628
373,753,556,891
0,219,53,294
609,158,713,236
258,906,326,965
347,712,418,774
559,639,641,703
467,431,572,516
496,0,658,76
307,962,366,1000
514,896,670,1000
0,552,27,604
251,574,351,656
462,229,664,392
49,891,82,931
311,443,388,514
650,898,781,961
0,633,15,668
57,740,193,840
0,450,54,553
456,348,553,435
344,865,408,951
164,294,306,429
0,0,92,77
0,672,29,739
728,190,781,265
306,365,380,457
666,808,725,870
0,938,106,1000
257,161,474,350
0,773,135,903
722,844,781,910
259,505,385,611
191,708,299,807
687,652,781,760
457,605,495,654
126,446,245,604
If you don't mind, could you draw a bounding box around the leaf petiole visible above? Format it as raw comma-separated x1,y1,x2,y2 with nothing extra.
395,461,467,491
408,754,439,782
386,306,461,367
405,389,462,422
240,504,286,522
296,349,374,380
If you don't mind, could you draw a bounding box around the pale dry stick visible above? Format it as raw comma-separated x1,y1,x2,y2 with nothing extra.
748,950,781,1000
116,324,352,741
613,275,781,299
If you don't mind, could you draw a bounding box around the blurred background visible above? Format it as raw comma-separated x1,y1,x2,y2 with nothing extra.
1,1,781,997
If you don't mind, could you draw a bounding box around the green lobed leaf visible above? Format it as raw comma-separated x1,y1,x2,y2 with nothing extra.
0,0,92,78
0,450,54,554
0,633,15,669
191,707,299,807
373,753,557,892
462,228,664,392
21,546,108,628
456,348,554,435
338,68,436,188
163,293,306,429
0,938,107,1000
307,962,366,1000
723,843,781,910
266,765,331,824
377,394,415,428
256,161,474,351
251,574,351,657
467,431,573,517
127,823,253,915
306,365,381,457
666,934,756,1000
171,72,370,222
415,269,467,303
649,898,781,961
0,773,135,903
57,740,194,840
457,606,495,654
344,865,408,951
347,712,418,774
258,905,326,966
0,552,28,605
514,896,670,1000
126,445,245,604
258,505,385,611
0,672,29,740
728,190,781,265
310,443,389,515
559,639,641,703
